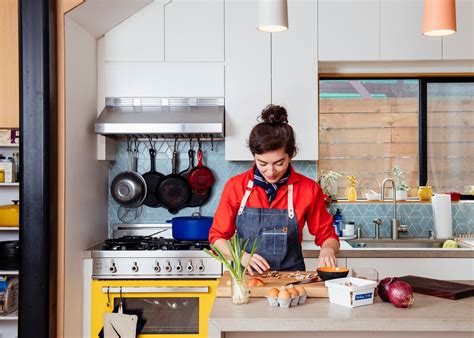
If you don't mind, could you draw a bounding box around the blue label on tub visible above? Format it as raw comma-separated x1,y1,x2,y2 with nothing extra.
355,293,373,300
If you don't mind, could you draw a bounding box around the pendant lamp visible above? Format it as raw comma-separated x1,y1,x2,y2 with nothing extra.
423,0,457,36
257,0,289,32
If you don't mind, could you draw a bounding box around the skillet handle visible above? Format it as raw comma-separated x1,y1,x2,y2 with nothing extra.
132,151,139,172
171,151,178,174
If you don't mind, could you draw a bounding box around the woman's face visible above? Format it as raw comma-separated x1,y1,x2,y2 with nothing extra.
254,148,291,183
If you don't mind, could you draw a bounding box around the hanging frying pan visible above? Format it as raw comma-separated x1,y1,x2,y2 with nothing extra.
188,144,215,195
179,147,212,207
156,144,191,214
111,145,147,208
142,146,164,208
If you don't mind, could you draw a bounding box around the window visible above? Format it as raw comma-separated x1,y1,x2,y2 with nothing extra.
319,78,474,199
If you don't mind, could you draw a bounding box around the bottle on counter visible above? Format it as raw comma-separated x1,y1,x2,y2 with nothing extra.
333,208,343,237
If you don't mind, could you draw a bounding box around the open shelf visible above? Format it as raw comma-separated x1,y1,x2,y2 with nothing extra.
0,270,18,276
0,311,18,321
0,183,19,187
0,227,18,231
0,144,19,148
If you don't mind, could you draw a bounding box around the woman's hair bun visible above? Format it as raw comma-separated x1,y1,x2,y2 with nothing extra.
260,104,288,125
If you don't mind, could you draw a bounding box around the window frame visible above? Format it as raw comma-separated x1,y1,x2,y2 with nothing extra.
318,75,474,189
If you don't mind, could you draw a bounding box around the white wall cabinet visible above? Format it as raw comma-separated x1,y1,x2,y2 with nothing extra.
443,0,474,60
346,258,474,280
318,0,379,61
225,0,319,161
380,0,442,60
165,0,224,62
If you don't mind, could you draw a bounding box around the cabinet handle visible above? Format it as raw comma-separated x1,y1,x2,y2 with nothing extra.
101,286,209,294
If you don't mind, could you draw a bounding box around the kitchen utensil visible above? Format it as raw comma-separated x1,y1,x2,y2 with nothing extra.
188,143,215,195
316,267,349,281
169,212,213,241
0,240,19,270
111,145,147,208
156,141,191,214
179,146,212,207
285,277,321,286
216,271,328,298
432,194,453,239
398,275,474,300
0,200,19,227
117,205,144,224
142,145,164,208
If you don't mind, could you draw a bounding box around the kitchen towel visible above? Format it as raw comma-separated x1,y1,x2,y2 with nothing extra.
103,312,138,338
432,194,453,239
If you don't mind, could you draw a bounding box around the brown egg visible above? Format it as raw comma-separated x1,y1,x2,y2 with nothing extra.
287,286,299,298
295,285,307,295
278,288,291,299
266,287,279,298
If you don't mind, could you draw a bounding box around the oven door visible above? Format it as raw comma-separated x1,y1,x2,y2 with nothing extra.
91,279,218,338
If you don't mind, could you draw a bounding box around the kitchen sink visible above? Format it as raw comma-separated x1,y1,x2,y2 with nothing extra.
348,239,444,249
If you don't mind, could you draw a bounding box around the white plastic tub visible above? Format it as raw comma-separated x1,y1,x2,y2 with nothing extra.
325,277,378,308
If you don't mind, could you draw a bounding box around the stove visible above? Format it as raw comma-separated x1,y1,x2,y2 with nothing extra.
90,224,222,279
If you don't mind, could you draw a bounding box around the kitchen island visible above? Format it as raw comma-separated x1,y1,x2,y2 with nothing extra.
208,287,474,338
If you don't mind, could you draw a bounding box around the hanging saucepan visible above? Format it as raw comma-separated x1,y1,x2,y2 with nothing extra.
156,141,191,214
111,143,147,208
170,213,214,241
142,142,164,208
188,143,215,195
179,144,212,207
0,240,19,270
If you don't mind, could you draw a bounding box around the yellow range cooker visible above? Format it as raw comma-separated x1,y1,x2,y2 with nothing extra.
90,234,222,338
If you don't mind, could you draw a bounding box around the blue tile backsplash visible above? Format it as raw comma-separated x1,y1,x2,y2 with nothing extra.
108,140,473,238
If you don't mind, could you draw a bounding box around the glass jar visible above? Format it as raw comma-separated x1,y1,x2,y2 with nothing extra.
231,275,250,305
418,186,433,201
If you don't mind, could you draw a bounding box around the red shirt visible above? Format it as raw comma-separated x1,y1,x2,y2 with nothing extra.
209,166,338,246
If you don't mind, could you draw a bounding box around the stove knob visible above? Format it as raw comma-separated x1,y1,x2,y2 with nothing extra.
109,263,117,273
197,262,205,272
132,262,139,272
165,262,172,272
176,261,183,272
154,263,161,273
186,261,194,272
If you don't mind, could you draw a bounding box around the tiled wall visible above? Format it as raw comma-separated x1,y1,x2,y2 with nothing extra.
108,140,473,238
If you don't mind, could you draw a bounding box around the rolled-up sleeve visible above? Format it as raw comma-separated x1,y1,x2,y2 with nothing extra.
209,179,239,244
306,184,339,246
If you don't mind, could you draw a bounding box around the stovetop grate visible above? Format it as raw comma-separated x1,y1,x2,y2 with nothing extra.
102,236,210,251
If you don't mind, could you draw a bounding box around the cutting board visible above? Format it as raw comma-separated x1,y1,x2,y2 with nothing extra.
216,271,328,298
398,275,474,300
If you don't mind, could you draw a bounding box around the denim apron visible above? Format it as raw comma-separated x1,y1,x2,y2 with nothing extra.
236,180,306,271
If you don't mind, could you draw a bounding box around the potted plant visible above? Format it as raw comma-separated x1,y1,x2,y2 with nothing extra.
204,235,257,304
391,166,410,200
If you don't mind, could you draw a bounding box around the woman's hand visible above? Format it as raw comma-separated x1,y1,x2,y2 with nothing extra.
241,252,270,275
318,247,337,268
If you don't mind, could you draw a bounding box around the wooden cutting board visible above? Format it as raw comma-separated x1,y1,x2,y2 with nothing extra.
216,271,328,298
398,275,474,300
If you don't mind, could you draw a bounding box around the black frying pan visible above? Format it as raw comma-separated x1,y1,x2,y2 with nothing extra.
157,150,191,214
142,147,164,208
179,148,212,207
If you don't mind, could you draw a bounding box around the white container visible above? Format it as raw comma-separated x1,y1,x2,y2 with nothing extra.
325,277,377,308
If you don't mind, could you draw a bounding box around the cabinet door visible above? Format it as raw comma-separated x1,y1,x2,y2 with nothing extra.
165,0,224,61
224,0,271,161
380,0,442,60
0,0,19,128
443,0,474,60
272,0,318,160
318,0,379,61
104,1,165,61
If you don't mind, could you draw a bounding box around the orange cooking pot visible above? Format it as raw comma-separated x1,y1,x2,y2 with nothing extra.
0,200,19,227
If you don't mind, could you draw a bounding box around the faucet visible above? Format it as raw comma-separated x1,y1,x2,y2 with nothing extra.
381,178,403,240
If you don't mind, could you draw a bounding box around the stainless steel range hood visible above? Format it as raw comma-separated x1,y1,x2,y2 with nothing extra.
95,97,225,138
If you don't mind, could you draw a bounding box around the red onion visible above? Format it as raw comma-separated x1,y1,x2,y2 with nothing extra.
388,281,414,308
377,277,399,302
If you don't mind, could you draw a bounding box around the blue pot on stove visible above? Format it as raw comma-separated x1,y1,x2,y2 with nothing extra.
169,213,213,241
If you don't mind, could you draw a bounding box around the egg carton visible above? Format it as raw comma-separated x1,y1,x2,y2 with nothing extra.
266,293,307,308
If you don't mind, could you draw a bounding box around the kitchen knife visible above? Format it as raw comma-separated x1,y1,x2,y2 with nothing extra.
285,277,321,286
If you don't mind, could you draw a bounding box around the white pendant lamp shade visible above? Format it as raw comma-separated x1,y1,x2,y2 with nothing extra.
423,0,457,36
258,0,289,32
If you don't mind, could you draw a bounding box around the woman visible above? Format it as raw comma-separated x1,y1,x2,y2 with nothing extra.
209,105,340,274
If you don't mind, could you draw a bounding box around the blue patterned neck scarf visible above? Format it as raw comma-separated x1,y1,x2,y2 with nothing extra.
253,165,291,203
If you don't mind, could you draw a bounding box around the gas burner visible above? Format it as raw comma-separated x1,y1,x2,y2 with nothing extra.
102,236,210,251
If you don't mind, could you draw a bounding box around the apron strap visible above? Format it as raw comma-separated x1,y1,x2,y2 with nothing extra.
238,180,254,215
288,184,295,219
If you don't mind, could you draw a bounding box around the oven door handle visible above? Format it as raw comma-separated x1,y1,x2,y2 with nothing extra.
101,286,209,294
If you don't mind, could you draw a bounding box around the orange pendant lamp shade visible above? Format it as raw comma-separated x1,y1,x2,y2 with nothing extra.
423,0,457,36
